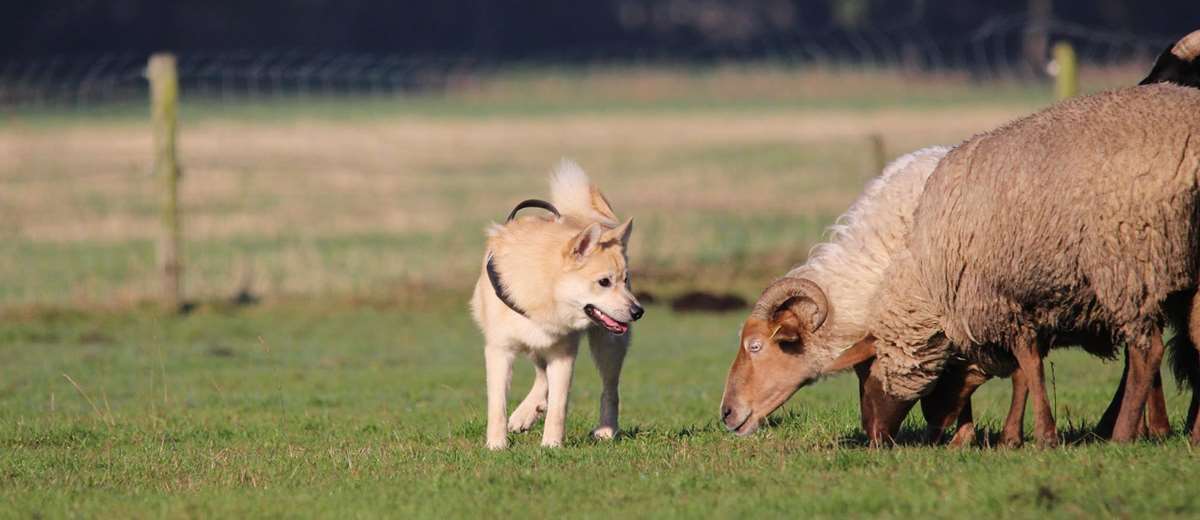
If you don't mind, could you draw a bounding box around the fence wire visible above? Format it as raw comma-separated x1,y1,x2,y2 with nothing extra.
0,19,1178,108
0,19,1186,309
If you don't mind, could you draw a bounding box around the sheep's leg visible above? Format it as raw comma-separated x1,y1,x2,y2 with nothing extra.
1189,390,1200,444
919,364,987,446
1111,330,1165,443
1188,293,1200,444
1097,361,1166,439
854,360,874,434
946,400,978,447
1012,335,1057,447
1094,356,1129,439
1144,370,1170,439
861,368,915,447
999,368,1028,447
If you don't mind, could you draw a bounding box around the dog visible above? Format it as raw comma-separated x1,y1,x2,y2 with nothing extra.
470,160,644,450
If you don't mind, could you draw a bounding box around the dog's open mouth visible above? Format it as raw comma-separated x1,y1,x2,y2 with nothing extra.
584,304,629,335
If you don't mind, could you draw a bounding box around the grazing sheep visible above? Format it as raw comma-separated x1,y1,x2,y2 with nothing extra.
719,146,949,436
722,32,1200,445
866,83,1200,446
1147,29,1200,445
920,28,1200,446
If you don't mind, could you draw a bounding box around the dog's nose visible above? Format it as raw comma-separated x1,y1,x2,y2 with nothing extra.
630,304,644,321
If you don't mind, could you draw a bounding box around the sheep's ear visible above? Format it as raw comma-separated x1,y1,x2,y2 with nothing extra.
770,309,803,343
827,335,877,372
565,222,604,262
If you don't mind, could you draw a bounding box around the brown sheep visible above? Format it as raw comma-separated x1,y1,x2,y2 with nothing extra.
865,83,1200,447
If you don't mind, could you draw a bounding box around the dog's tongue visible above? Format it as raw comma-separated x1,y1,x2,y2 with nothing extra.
597,311,627,334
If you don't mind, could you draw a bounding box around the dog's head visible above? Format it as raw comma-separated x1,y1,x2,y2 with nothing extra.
557,218,643,334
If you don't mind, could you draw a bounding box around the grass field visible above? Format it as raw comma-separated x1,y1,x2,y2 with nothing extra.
3,297,1200,518
4,65,1196,518
0,66,1080,307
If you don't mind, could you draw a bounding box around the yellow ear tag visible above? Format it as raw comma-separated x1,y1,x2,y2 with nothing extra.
769,325,783,340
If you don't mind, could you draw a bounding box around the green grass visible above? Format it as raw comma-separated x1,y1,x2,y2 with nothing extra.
3,298,1199,518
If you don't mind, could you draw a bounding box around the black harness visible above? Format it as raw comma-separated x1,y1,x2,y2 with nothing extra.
486,199,561,318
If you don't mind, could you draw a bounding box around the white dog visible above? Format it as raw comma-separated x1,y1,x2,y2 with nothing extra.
470,161,643,450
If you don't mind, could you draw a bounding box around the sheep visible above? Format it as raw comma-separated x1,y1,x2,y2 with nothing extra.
862,83,1200,447
719,146,951,437
917,28,1200,447
721,32,1200,445
720,145,1169,446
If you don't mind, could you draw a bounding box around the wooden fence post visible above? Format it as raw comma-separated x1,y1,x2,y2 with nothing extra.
148,53,183,310
868,133,887,175
1053,41,1078,100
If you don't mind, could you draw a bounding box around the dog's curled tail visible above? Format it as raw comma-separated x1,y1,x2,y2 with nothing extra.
550,159,619,226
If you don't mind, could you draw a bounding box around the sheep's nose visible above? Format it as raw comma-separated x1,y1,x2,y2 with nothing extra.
630,304,644,321
721,406,733,421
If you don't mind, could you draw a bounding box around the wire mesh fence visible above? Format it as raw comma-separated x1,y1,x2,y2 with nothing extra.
0,19,1179,109
0,18,1185,310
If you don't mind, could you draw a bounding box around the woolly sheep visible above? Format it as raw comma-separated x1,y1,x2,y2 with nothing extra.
865,83,1200,446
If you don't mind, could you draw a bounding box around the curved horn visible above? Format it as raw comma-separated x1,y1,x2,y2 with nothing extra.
749,277,829,330
1173,29,1200,61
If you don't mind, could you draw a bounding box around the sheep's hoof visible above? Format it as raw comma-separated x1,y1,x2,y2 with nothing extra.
1035,436,1060,449
998,434,1023,449
947,424,976,448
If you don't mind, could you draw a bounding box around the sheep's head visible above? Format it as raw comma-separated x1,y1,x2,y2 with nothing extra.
720,277,834,435
1140,29,1200,88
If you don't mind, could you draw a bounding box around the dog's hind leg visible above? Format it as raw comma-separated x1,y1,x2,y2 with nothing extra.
508,354,548,433
588,327,630,440
485,345,516,450
541,340,580,448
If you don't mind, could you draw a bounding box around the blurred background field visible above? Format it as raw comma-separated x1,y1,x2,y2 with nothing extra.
2,1,1191,309
0,64,1147,308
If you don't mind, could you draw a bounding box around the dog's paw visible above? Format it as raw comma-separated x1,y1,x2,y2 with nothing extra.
486,437,509,451
507,404,545,433
590,426,617,440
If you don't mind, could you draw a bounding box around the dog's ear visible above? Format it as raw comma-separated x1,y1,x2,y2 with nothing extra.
566,222,604,261
604,218,633,247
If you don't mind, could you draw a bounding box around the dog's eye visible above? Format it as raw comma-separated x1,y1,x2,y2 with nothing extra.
598,277,612,287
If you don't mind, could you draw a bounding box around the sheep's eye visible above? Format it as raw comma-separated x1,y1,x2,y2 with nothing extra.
746,339,763,353
598,277,612,287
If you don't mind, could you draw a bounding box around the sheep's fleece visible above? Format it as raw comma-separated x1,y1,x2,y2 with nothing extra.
869,84,1200,401
785,145,948,367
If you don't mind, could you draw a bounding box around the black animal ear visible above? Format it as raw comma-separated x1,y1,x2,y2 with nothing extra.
1140,31,1200,88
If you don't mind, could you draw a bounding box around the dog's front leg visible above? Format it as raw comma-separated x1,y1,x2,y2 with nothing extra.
485,346,516,450
541,343,579,447
588,327,629,440
508,354,548,432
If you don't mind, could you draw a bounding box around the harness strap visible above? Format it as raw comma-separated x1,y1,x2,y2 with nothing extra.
487,199,562,318
506,199,560,222
486,253,528,318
